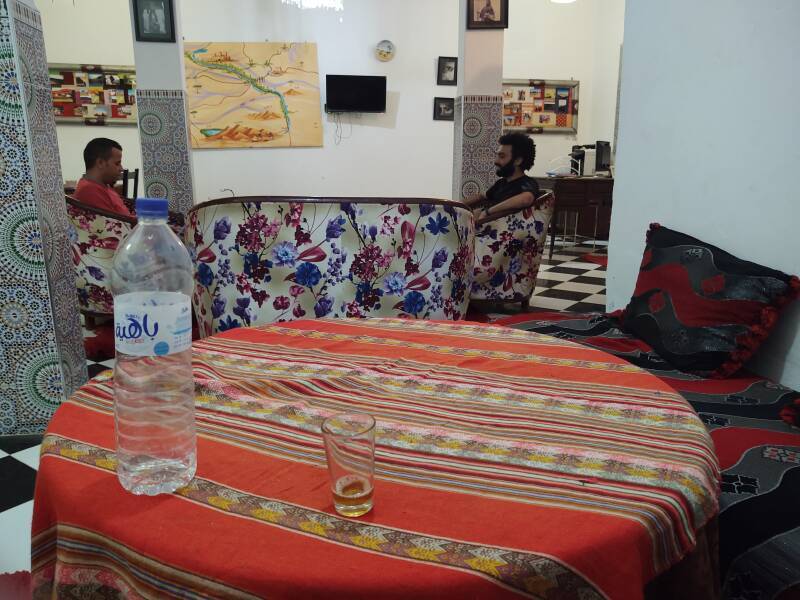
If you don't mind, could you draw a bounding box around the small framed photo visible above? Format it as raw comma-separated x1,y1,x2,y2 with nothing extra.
437,57,458,86
433,97,455,121
133,0,176,43
467,0,509,29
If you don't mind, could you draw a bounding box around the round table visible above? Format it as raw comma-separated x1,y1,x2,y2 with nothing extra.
32,318,719,599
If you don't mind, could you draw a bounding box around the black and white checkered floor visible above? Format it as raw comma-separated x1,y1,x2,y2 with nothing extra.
526,238,607,312
474,237,608,319
0,237,608,575
0,435,39,575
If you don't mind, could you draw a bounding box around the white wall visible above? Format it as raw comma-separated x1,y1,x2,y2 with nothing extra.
181,0,459,202
609,0,800,388
505,0,625,176
183,0,623,199
37,0,141,181
36,0,624,199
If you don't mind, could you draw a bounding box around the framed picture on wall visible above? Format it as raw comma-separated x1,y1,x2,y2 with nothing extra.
437,57,458,86
433,97,455,121
49,63,138,125
467,0,509,30
502,79,579,134
133,0,176,43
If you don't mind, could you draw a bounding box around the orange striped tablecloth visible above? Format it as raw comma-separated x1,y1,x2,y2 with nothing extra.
31,318,719,599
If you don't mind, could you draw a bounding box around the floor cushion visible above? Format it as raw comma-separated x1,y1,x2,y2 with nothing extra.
619,224,799,378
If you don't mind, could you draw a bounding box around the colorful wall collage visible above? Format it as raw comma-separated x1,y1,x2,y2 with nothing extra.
48,64,137,125
502,79,578,134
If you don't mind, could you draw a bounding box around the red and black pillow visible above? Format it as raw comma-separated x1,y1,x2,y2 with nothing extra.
619,224,799,378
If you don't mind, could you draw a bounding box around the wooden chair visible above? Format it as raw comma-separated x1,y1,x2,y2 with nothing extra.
118,168,139,200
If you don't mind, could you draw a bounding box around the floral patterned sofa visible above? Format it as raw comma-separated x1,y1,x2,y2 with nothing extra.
185,197,475,337
471,191,554,306
66,196,185,320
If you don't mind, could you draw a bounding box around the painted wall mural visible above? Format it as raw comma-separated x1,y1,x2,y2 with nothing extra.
184,42,322,149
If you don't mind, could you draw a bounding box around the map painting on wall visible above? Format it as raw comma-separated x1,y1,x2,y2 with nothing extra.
184,42,323,148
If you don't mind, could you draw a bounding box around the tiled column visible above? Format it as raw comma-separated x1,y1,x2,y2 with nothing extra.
137,89,194,214
130,0,195,214
453,95,503,200
0,0,86,434
452,0,504,201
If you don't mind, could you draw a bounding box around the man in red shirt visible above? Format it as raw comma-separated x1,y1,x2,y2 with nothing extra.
72,137,133,217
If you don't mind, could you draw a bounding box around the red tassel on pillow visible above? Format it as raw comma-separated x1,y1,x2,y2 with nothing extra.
761,309,778,328
776,276,800,308
779,398,800,427
645,222,662,243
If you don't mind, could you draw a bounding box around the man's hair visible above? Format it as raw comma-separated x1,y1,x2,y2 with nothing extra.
84,138,122,170
498,132,536,171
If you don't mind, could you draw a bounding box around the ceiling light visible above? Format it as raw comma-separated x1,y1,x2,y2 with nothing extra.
551,0,577,4
281,0,344,10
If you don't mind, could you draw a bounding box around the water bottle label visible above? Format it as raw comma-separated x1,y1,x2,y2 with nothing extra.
114,292,192,356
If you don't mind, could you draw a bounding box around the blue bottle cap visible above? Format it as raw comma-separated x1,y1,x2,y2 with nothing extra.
135,197,169,218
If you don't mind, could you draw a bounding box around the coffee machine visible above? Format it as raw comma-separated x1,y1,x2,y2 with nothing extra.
569,141,610,176
569,145,589,176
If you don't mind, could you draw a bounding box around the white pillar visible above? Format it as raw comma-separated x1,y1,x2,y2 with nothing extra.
129,0,195,213
452,0,505,200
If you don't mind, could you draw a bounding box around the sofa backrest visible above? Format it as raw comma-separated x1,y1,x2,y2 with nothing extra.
186,197,475,336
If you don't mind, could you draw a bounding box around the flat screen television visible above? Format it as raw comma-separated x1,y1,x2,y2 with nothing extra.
325,75,386,113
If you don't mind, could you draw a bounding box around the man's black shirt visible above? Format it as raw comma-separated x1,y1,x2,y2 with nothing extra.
484,175,540,208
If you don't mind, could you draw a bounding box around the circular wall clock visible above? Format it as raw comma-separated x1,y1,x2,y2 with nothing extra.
375,40,396,62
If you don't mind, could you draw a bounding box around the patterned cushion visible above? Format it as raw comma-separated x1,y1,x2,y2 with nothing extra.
471,192,554,302
620,223,800,377
186,199,475,337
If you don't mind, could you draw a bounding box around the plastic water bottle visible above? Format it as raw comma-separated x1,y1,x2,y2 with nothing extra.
111,198,196,495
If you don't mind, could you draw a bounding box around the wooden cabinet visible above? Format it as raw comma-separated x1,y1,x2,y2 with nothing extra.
536,176,614,240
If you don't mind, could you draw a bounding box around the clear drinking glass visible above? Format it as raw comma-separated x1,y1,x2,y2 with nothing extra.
321,413,375,517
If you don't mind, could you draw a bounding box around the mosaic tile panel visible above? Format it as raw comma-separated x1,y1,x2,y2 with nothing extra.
10,9,45,89
452,97,464,201
16,13,86,397
137,89,194,215
452,95,503,201
0,0,86,434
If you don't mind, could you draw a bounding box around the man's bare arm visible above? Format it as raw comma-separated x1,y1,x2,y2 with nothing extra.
463,193,486,208
474,191,537,225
